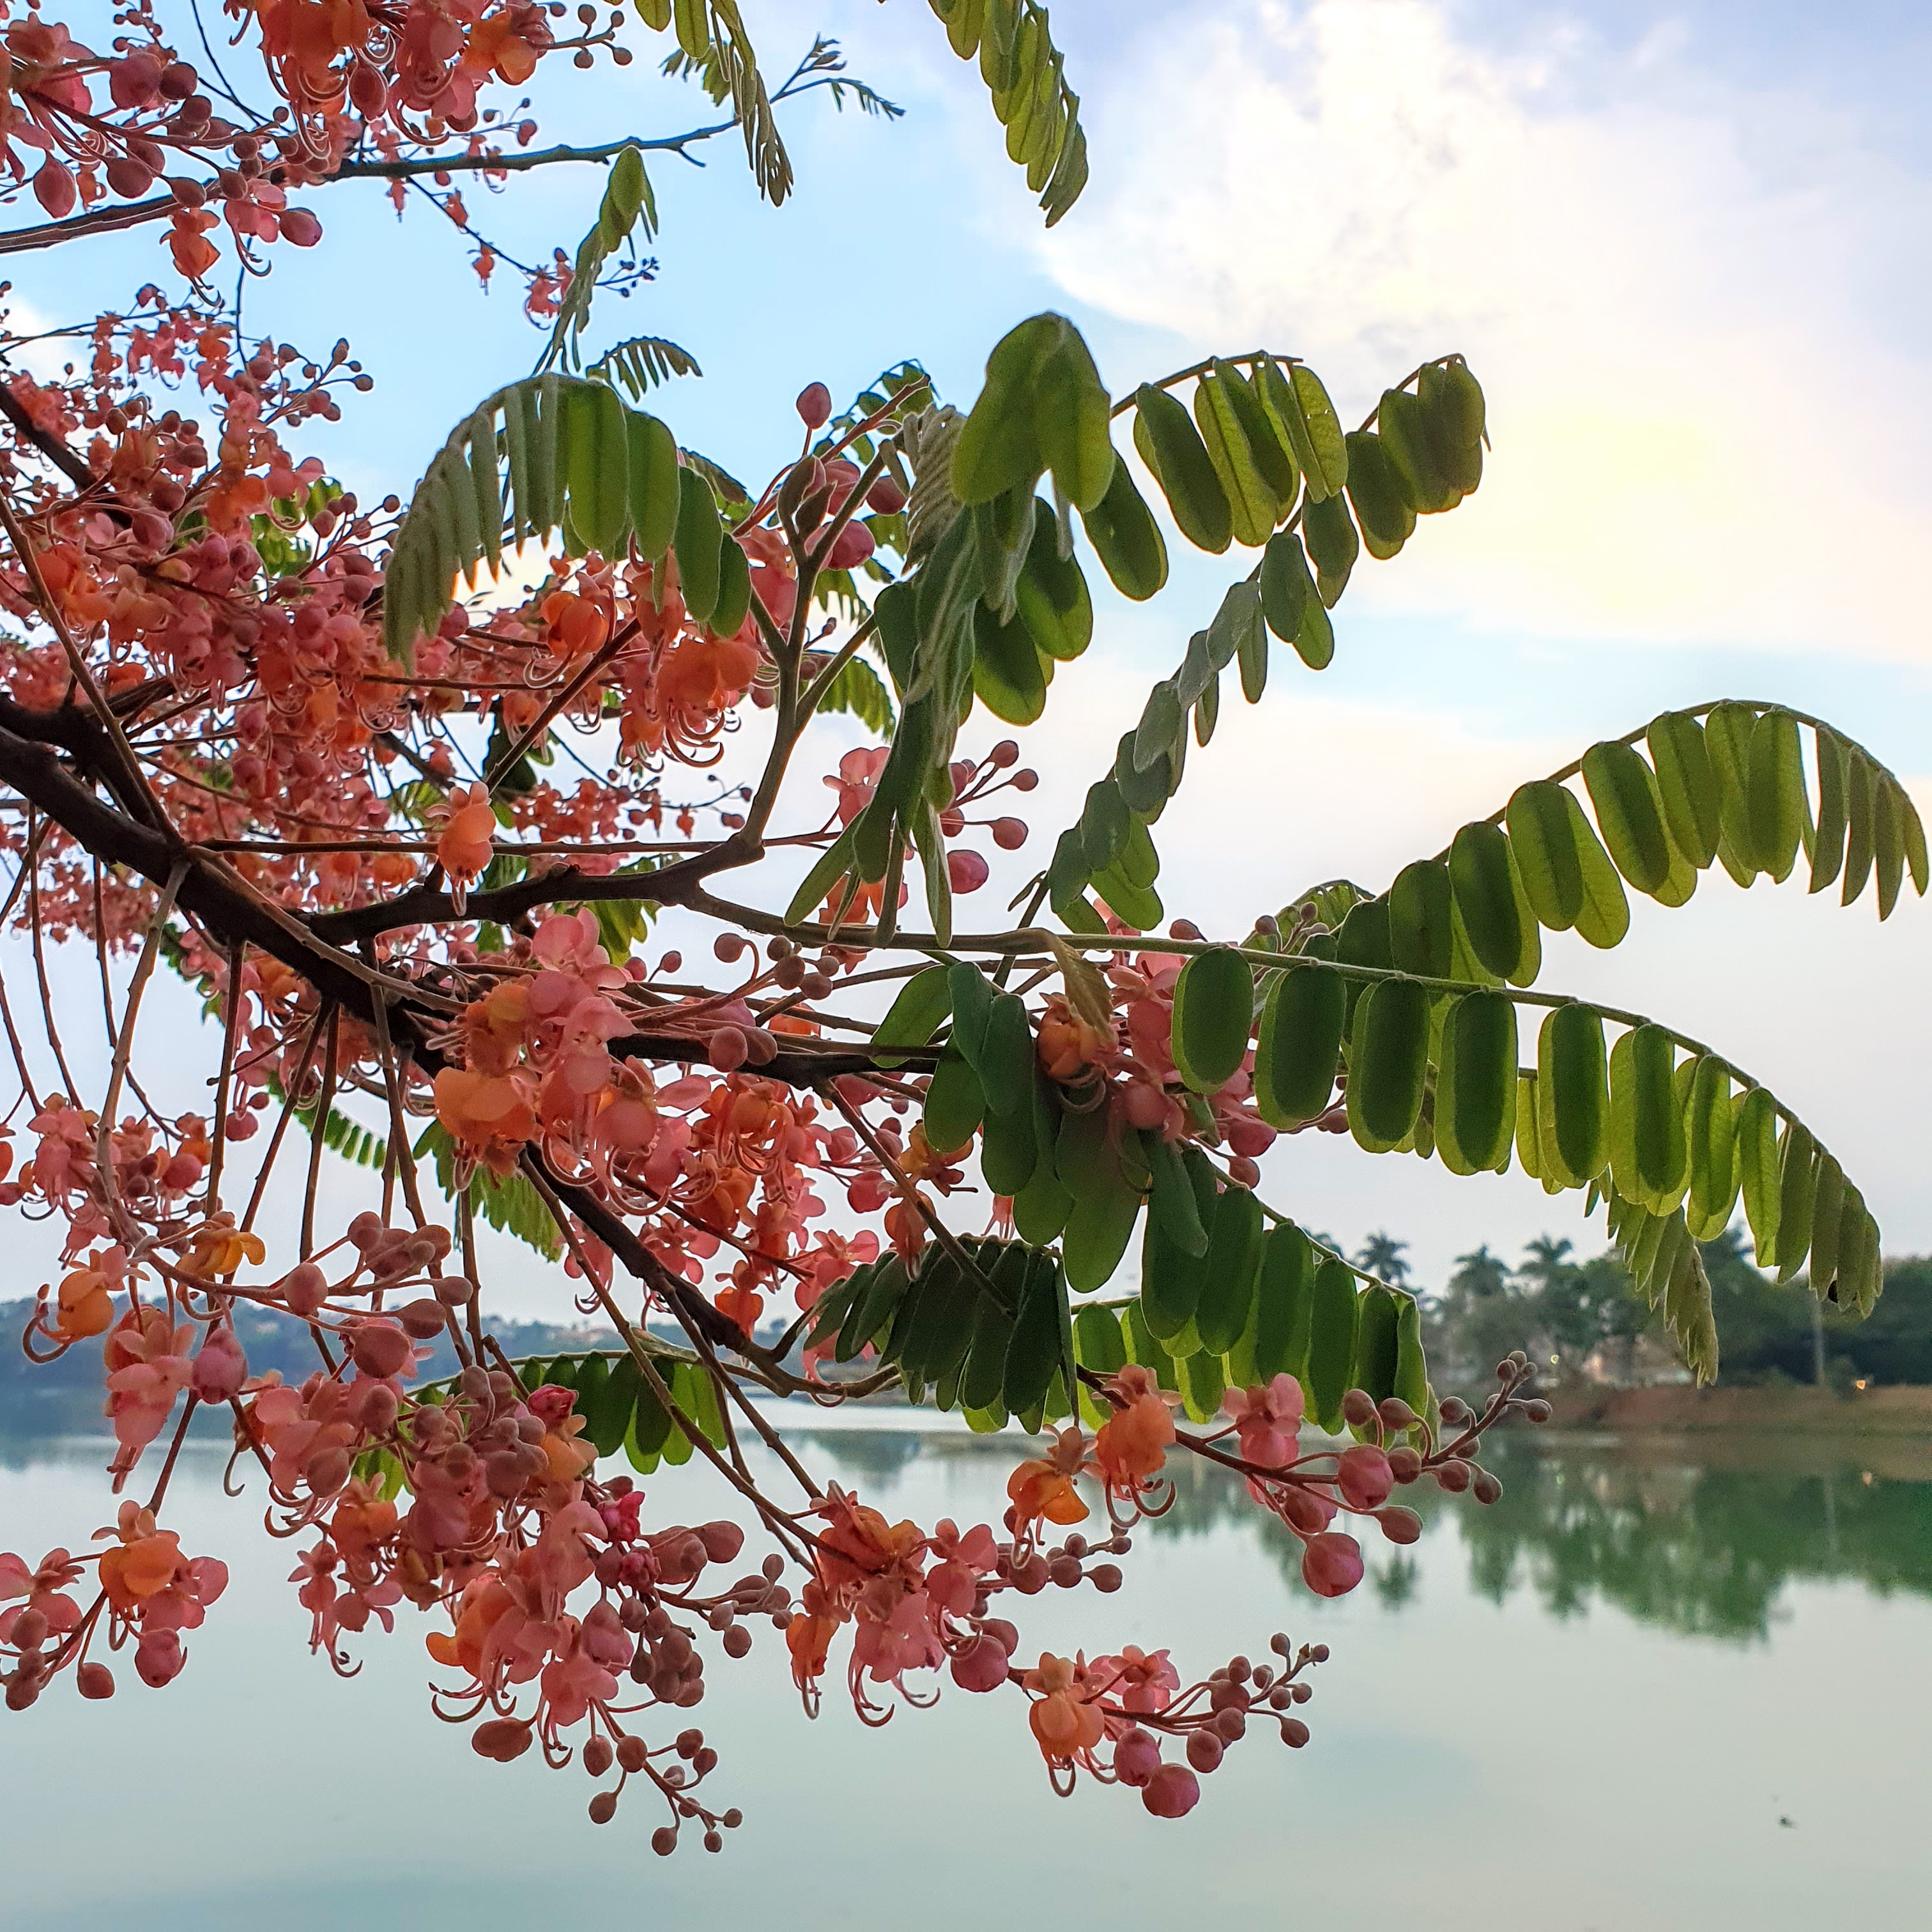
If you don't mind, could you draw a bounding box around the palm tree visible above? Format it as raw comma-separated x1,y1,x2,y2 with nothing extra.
1356,1230,1411,1287
1448,1245,1511,1301
1518,1234,1575,1295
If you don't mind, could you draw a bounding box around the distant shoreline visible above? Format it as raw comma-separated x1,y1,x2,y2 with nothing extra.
1542,1383,1932,1436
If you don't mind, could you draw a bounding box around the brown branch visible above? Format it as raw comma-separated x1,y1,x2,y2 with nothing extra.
0,383,97,489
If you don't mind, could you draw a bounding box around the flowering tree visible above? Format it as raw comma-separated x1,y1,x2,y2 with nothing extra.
0,0,1923,1850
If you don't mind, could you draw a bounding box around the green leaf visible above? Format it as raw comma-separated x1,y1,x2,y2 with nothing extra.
1841,747,1876,907
1257,530,1311,649
1733,1085,1782,1266
1562,790,1636,944
962,1266,1022,1409
1014,506,1093,660
1254,1222,1315,1386
1355,1287,1402,1404
1772,1122,1818,1287
923,1050,986,1155
1144,1131,1210,1260
1135,382,1232,554
1436,991,1517,1176
1300,489,1358,604
977,995,1040,1197
1077,451,1167,600
1394,1291,1430,1416
1874,776,1906,919
1347,976,1430,1154
627,410,681,562
590,333,703,402
1581,740,1673,895
1176,1349,1227,1424
1685,1057,1740,1242
873,965,953,1066
1537,1003,1608,1190
1449,821,1529,983
1073,1302,1128,1377
1703,702,1762,875
671,464,724,626
1254,963,1345,1127
1809,727,1850,896
1627,1023,1689,1209
1285,362,1349,500
953,313,1055,505
970,600,1050,724
1388,859,1454,979
1342,429,1414,560
1034,326,1114,511
1505,779,1584,931
1195,1182,1262,1355
1746,709,1807,885
1376,387,1457,514
1194,367,1279,546
1646,710,1721,868
817,654,897,736
1306,1258,1360,1432
1001,1250,1069,1415
1170,946,1254,1092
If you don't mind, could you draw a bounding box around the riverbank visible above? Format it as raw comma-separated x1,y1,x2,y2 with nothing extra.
1544,1383,1932,1434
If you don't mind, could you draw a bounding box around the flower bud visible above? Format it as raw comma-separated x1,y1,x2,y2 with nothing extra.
698,1521,744,1564
1142,1763,1200,1818
617,1734,649,1773
190,1325,247,1402
397,1297,448,1340
347,1319,410,1380
1113,1728,1162,1787
473,1718,532,1761
77,1661,115,1699
432,1272,477,1308
1340,1388,1377,1429
949,1635,1009,1692
1376,1505,1423,1545
282,1261,328,1318
1300,1531,1365,1598
795,383,832,429
1186,1730,1224,1774
583,1735,614,1777
1337,1445,1394,1512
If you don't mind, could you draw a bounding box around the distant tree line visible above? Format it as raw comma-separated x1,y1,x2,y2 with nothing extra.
1349,1229,1932,1390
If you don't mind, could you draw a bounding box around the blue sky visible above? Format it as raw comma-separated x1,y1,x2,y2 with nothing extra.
8,0,1929,1300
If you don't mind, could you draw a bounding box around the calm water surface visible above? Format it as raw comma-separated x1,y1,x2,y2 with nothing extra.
2,1418,1928,1931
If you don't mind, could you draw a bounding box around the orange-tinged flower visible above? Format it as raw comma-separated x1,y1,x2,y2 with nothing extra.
1023,1652,1107,1763
53,1266,114,1340
181,1219,266,1277
1006,1426,1092,1533
1094,1365,1176,1491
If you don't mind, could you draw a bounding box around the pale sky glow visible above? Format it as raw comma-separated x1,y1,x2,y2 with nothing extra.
6,0,1928,1306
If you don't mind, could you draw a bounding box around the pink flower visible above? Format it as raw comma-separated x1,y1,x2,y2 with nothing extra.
1094,1644,1179,1715
1222,1374,1305,1469
924,1519,998,1617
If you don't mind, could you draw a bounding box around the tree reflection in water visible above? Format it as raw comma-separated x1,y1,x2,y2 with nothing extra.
1019,1430,1932,1644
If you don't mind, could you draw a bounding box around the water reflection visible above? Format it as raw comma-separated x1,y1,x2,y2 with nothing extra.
3,1422,1929,1931
787,1423,1932,1644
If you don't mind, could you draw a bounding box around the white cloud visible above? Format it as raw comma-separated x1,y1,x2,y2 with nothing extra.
1029,0,1932,663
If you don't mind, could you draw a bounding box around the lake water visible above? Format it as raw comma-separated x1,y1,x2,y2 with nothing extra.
3,1418,1928,1930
